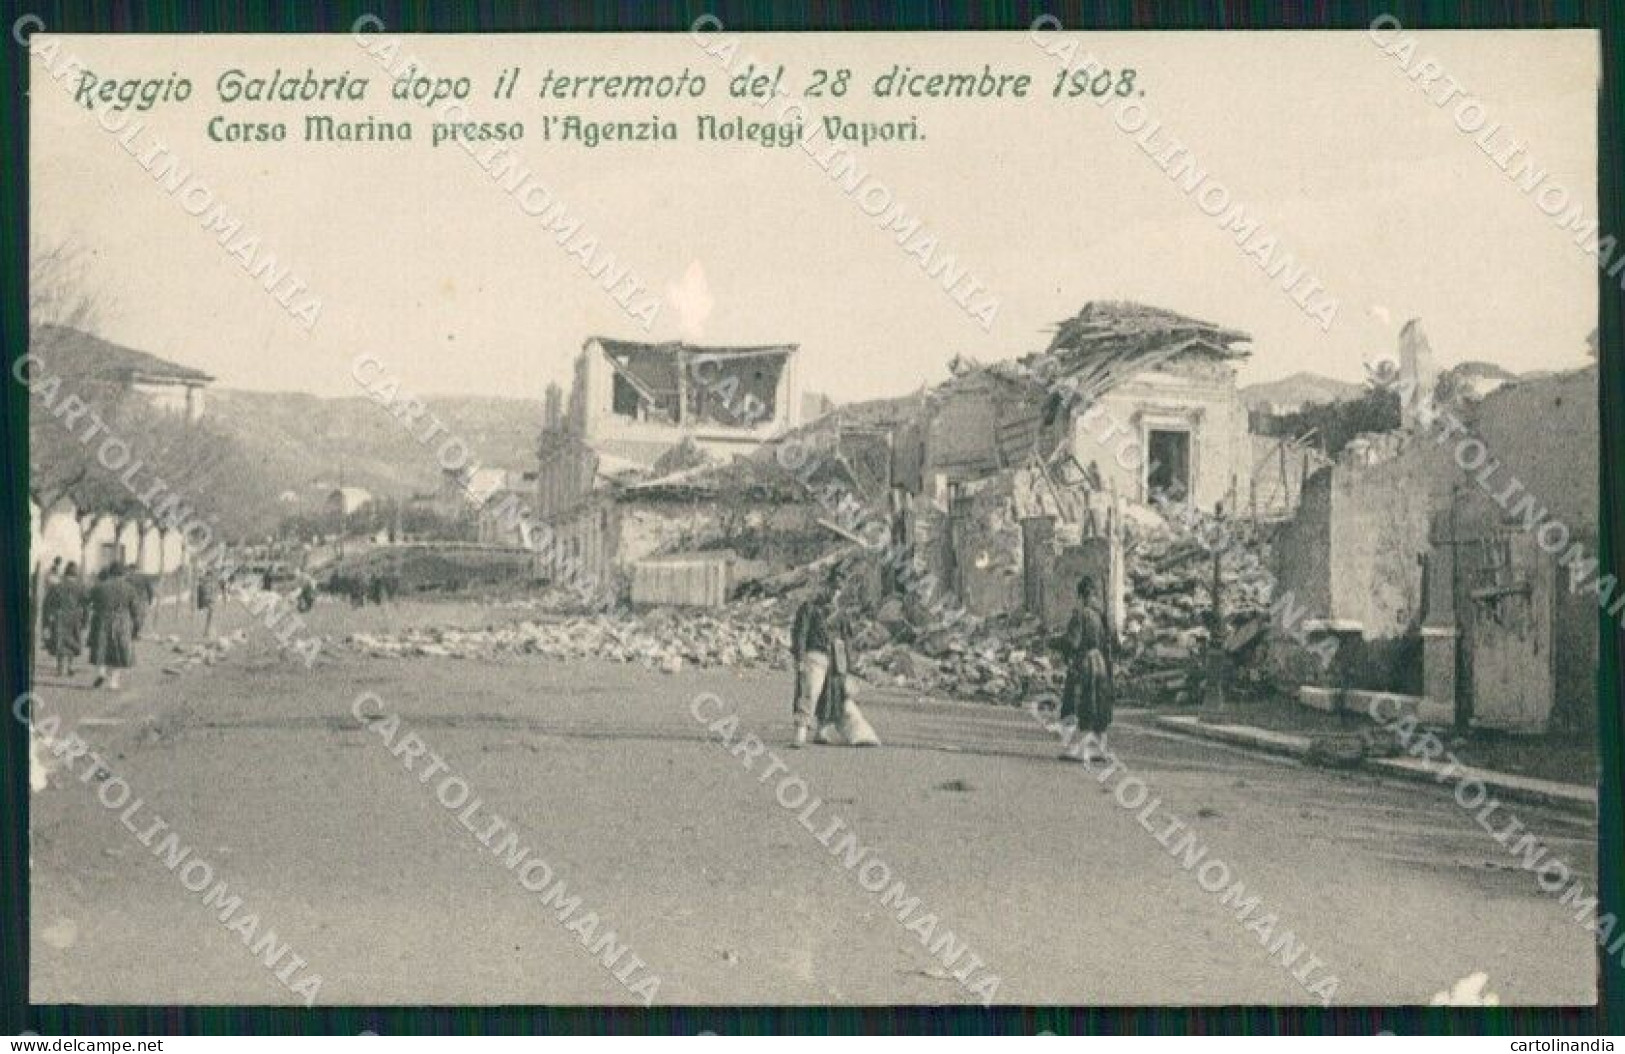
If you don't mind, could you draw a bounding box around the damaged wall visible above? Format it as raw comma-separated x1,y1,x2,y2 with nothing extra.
1325,443,1452,639
573,338,802,467
1459,368,1599,734
947,475,1026,619
1264,367,1599,729
1454,367,1597,537
1070,363,1251,512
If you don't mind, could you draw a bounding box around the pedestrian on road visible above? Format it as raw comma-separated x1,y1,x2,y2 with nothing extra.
42,562,87,678
195,573,218,638
1058,574,1115,763
88,562,144,691
791,571,843,748
790,568,880,748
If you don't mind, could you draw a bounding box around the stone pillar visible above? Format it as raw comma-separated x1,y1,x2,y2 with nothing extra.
1423,507,1463,727
1019,516,1054,618
1421,626,1459,722
1398,319,1438,431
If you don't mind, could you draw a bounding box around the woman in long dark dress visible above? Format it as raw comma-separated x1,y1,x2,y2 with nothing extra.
1059,575,1114,762
42,562,87,677
88,563,144,690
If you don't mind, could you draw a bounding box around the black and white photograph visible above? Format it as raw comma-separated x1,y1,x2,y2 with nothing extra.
14,23,1612,1017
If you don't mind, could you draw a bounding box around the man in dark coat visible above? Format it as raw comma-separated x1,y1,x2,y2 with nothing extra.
790,570,880,748
88,563,144,690
195,572,218,638
791,572,846,748
42,562,87,677
1059,574,1115,762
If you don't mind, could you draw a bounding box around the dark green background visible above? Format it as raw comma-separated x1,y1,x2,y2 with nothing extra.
0,0,1617,1036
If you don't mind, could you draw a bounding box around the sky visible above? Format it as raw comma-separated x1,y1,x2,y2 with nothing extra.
30,30,1600,403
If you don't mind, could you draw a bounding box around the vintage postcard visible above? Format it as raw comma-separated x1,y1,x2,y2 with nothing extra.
21,26,1604,1009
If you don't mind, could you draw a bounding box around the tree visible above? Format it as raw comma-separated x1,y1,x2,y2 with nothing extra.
28,240,287,555
27,241,110,513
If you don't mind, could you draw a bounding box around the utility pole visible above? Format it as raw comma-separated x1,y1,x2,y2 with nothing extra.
1200,500,1230,718
337,459,347,559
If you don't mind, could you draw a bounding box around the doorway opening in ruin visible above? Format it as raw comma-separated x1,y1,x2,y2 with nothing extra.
1146,428,1191,502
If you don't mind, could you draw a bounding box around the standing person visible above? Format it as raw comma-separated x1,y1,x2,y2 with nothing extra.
133,572,156,620
195,572,218,638
1059,575,1115,762
33,556,66,671
88,562,144,691
296,573,317,613
789,568,880,748
790,571,843,748
42,562,88,678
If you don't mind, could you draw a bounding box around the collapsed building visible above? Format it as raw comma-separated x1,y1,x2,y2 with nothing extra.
890,301,1258,631
565,336,801,465
531,338,809,604
514,302,1273,701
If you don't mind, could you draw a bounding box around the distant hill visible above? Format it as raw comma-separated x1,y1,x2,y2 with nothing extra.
204,390,543,505
1240,372,1364,413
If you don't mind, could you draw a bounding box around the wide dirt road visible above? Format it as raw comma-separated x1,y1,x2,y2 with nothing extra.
26,599,1598,1007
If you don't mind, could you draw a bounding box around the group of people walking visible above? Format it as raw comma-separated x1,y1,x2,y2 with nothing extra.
38,557,148,690
787,567,1116,761
333,570,399,608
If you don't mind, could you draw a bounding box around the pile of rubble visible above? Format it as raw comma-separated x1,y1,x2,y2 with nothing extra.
344,600,793,674
160,629,249,676
341,518,1279,707
843,599,1063,704
853,632,1061,704
1117,527,1274,703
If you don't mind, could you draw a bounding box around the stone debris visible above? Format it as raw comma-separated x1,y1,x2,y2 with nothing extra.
340,514,1276,709
345,601,793,672
1117,525,1274,703
164,629,249,675
850,622,1062,704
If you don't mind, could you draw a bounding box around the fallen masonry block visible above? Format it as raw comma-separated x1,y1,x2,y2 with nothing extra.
1297,686,1452,727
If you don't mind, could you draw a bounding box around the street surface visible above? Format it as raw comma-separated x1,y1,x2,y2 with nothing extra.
26,598,1598,1006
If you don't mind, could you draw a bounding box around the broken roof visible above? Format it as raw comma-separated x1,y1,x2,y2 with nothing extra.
1043,301,1250,357
989,300,1251,403
32,323,215,384
936,301,1251,404
919,301,1253,466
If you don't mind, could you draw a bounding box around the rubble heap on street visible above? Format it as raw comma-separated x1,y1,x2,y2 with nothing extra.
1117,523,1274,704
344,602,792,675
